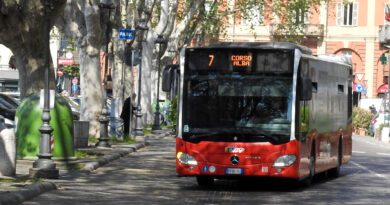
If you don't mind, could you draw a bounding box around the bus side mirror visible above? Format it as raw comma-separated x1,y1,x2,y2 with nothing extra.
162,66,173,92
301,77,312,101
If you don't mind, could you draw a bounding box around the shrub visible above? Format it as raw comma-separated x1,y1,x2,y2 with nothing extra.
352,106,374,130
167,96,178,126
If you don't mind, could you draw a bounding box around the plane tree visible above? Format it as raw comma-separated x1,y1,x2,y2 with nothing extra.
0,0,66,98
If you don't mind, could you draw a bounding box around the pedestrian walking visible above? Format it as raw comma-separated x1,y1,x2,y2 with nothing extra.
120,94,136,136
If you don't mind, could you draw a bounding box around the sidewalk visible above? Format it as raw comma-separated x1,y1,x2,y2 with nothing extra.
0,129,172,205
353,132,390,149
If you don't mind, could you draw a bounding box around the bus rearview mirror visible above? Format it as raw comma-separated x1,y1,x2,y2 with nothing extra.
162,66,172,92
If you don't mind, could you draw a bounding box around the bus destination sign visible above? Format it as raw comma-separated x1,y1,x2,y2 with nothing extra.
231,54,252,67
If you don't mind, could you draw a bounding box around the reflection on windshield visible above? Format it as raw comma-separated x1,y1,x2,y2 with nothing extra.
184,74,293,134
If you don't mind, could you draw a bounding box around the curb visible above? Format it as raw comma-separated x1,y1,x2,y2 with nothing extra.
0,182,57,205
82,142,147,172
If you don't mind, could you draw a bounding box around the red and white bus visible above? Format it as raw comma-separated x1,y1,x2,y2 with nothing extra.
164,42,352,186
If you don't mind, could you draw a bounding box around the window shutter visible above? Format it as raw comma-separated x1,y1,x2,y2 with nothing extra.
304,10,309,24
336,3,343,26
352,2,358,26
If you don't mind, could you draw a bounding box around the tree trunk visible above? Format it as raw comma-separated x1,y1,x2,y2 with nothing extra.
111,30,126,118
141,33,155,124
14,49,56,98
78,46,104,137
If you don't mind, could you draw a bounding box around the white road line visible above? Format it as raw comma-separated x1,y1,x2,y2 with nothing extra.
377,153,390,156
353,138,388,148
351,161,387,180
352,151,366,154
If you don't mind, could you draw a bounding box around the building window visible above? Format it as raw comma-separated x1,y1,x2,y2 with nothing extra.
240,5,263,26
292,7,308,25
337,2,358,26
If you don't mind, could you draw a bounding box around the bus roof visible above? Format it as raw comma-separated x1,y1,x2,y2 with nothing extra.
199,42,312,55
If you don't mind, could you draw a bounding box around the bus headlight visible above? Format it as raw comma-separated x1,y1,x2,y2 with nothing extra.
273,155,296,167
177,152,198,165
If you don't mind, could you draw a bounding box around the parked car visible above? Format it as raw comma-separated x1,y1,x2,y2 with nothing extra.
62,95,80,120
0,93,19,128
0,92,20,103
0,93,18,120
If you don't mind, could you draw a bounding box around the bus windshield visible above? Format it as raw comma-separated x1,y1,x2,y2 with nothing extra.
182,49,293,143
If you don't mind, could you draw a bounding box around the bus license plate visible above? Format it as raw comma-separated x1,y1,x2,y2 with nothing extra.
225,168,243,175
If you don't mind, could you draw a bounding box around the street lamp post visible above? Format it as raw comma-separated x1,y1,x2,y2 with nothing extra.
134,19,149,136
152,35,167,132
29,0,59,179
96,0,115,148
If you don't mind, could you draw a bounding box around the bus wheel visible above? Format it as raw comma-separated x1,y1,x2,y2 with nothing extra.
328,139,342,178
196,176,214,187
302,147,315,187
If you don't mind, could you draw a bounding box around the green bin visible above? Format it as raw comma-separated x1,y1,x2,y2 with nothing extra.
16,94,75,159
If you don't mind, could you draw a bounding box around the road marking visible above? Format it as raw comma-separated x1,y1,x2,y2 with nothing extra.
353,137,390,149
351,161,387,179
352,151,366,154
376,153,390,156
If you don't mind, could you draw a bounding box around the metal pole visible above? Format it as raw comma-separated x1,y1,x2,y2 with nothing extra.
29,0,59,179
134,20,148,137
134,45,144,136
128,49,135,135
96,3,113,148
152,39,162,131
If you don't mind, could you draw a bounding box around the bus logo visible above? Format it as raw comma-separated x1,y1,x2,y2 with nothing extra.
230,156,240,165
225,146,245,153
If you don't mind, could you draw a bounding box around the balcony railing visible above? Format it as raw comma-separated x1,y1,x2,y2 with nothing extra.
379,25,390,46
269,24,324,38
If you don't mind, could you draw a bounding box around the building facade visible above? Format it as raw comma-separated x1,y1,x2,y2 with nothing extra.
220,0,390,99
0,44,18,92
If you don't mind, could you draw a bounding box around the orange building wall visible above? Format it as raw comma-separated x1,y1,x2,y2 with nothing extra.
376,0,387,26
309,6,320,24
327,1,337,26
326,41,365,73
359,0,368,26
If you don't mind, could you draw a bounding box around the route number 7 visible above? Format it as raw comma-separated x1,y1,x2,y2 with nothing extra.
209,54,214,67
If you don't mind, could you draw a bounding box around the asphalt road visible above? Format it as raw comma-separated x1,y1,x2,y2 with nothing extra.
23,135,390,205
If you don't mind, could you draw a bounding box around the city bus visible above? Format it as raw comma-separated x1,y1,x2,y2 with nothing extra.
163,42,352,186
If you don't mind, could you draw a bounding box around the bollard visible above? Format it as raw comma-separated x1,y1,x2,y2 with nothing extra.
0,128,16,176
74,120,90,148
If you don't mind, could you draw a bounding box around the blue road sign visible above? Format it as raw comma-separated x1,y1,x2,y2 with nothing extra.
119,28,135,40
355,83,363,93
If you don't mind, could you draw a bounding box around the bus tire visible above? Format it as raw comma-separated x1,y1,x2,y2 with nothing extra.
328,138,342,178
302,145,315,187
196,176,214,187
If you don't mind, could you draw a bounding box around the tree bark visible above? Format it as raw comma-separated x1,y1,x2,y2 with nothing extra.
78,46,104,137
0,0,66,98
56,0,109,137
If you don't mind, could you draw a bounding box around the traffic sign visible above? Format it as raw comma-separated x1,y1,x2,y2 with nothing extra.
57,68,63,77
355,73,364,81
355,83,363,93
119,28,135,40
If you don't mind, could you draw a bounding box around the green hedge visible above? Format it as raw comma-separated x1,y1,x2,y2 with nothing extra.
352,106,374,130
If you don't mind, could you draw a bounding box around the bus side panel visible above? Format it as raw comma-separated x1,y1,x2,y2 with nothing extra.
306,58,352,173
342,125,353,164
176,137,303,179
